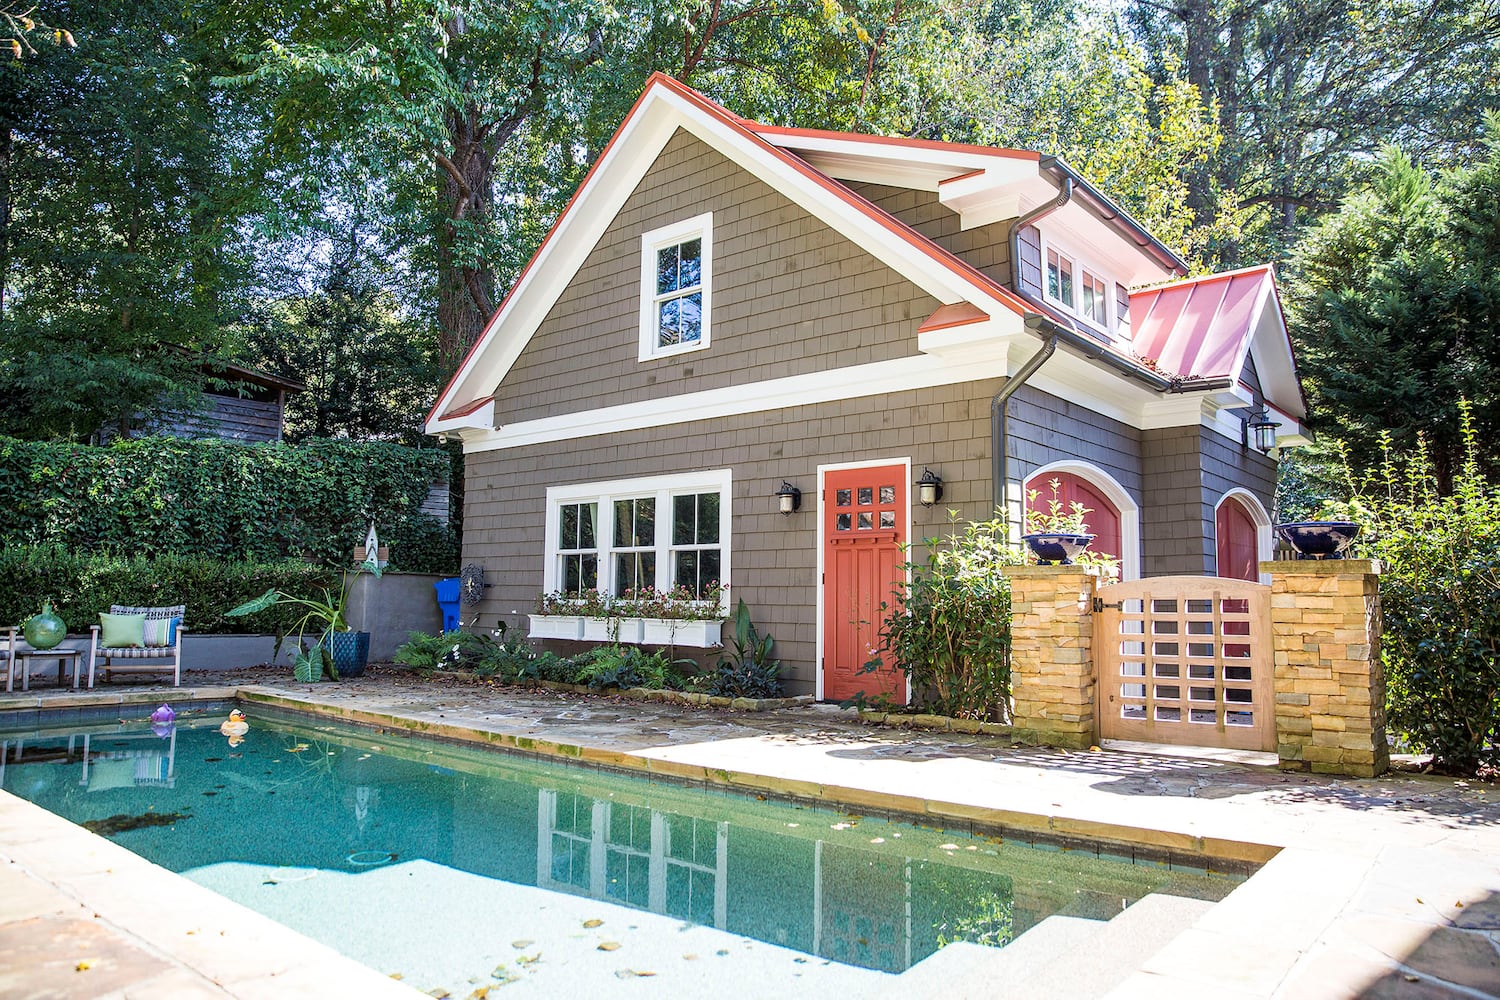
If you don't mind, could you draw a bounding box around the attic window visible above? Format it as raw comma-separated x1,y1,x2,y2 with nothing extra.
639,213,713,361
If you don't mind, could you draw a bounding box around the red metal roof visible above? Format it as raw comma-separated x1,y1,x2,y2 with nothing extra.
1128,266,1273,379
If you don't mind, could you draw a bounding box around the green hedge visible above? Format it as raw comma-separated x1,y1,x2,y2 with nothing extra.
0,546,340,634
0,436,456,572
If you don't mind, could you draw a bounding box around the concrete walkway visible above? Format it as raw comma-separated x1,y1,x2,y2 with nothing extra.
1,671,1497,998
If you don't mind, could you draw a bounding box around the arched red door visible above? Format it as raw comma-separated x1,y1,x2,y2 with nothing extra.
1216,496,1260,581
1025,471,1122,564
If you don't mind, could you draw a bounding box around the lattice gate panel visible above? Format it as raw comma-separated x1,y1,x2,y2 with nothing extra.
1095,576,1274,752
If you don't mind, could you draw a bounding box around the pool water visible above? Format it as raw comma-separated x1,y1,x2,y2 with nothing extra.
0,706,1241,997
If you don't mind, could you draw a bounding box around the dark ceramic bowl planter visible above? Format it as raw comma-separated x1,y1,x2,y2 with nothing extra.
1022,533,1096,565
1274,521,1361,560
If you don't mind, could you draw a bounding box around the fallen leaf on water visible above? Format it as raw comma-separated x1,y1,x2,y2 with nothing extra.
939,843,959,850
516,953,541,966
682,954,699,961
597,942,622,952
582,919,603,928
869,837,885,844
389,972,403,980
716,949,730,957
615,970,657,978
469,987,491,999
511,940,534,949
75,961,93,972
1404,975,1419,983
1455,901,1465,908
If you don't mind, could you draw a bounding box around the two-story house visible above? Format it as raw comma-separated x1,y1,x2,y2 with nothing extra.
426,73,1307,701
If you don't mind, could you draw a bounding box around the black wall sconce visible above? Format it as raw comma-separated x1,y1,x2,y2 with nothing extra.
1243,406,1278,453
775,481,802,515
916,467,944,507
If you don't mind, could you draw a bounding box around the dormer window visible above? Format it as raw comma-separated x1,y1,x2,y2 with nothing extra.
1039,234,1128,340
1081,270,1108,326
1046,248,1075,308
639,213,713,361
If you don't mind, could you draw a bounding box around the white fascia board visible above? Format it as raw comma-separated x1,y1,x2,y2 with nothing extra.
916,316,1024,358
795,153,956,191
461,352,1007,454
1246,296,1307,421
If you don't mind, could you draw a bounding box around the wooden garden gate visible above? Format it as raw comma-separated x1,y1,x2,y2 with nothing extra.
1094,576,1275,752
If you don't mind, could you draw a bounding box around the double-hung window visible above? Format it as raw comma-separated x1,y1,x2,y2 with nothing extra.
1080,269,1108,327
1046,248,1075,309
639,213,713,361
545,470,731,604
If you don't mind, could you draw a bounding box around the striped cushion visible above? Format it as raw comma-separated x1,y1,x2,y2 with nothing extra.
99,646,175,659
142,616,180,647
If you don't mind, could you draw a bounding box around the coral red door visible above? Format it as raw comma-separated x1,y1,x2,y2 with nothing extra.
1025,471,1122,563
1216,496,1259,581
822,466,906,704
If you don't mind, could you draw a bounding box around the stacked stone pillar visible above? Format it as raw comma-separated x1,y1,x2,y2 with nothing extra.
1008,565,1101,749
1264,559,1388,777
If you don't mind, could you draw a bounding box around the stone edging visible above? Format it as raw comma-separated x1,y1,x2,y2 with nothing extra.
857,708,1012,737
421,669,814,712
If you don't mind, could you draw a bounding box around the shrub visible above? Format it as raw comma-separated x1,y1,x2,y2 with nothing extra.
709,599,783,699
868,514,1020,721
0,545,338,633
0,435,456,573
1337,406,1500,773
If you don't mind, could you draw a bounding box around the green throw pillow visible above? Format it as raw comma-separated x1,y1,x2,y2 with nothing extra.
100,612,147,649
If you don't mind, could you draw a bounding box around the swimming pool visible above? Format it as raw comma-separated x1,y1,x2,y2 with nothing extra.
0,705,1241,996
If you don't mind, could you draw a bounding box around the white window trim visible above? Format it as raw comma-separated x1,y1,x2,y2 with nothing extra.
1039,233,1124,341
543,469,732,606
639,213,713,362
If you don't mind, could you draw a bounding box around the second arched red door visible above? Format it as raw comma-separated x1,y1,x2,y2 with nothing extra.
1024,471,1122,565
1216,496,1260,581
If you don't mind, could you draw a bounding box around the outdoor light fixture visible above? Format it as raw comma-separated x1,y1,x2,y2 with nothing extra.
1242,407,1278,454
917,468,944,507
775,481,802,515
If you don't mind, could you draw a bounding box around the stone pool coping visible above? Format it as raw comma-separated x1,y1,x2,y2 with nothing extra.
2,682,1497,998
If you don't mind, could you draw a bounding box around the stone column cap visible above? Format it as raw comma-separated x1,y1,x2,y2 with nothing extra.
1006,565,1106,580
1260,558,1381,575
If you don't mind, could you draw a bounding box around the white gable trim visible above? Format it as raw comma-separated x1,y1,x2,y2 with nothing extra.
427,77,1027,433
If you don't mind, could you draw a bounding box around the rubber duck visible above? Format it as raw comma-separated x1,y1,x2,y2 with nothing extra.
219,709,249,740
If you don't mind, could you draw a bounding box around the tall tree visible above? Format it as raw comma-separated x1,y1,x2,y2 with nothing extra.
0,0,255,440
1290,130,1500,478
1123,0,1500,265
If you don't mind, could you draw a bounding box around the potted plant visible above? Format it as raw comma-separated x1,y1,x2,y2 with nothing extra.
1022,478,1096,565
226,556,383,680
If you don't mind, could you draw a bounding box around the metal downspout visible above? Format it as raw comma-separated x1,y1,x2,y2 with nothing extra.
991,326,1058,517
989,177,1077,520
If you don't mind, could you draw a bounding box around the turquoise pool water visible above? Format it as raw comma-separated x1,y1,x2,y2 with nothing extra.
0,706,1240,996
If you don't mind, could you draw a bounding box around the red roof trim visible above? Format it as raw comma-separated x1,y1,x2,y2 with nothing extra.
439,394,495,422
918,302,990,333
938,168,987,186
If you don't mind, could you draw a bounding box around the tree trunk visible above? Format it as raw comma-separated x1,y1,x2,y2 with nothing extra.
435,104,497,367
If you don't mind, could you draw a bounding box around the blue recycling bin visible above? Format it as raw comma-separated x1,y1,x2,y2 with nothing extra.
435,577,461,632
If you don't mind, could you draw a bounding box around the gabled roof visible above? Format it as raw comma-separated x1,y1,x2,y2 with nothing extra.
1130,266,1306,419
427,73,1035,431
427,73,1306,439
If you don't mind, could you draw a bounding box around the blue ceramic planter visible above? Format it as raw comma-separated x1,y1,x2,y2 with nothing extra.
320,630,371,678
1274,521,1361,560
1022,533,1095,565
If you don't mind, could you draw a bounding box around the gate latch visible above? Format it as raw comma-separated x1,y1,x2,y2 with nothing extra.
1092,597,1122,613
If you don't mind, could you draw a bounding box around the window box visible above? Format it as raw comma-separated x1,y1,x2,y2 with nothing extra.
641,617,723,648
579,616,644,643
528,614,584,641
